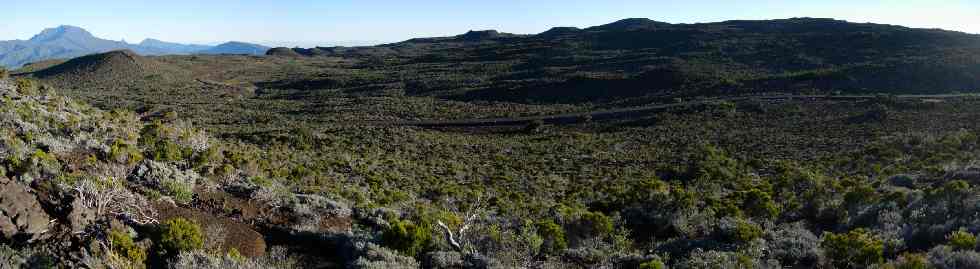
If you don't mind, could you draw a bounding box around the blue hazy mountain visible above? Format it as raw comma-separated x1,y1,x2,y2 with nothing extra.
0,25,269,68
197,41,270,55
136,38,212,54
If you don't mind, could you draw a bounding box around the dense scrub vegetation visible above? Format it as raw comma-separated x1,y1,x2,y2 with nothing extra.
4,17,980,269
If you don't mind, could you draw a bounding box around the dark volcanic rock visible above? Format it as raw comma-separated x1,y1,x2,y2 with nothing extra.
0,179,51,243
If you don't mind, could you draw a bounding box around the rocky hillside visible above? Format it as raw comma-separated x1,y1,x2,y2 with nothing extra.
0,78,348,268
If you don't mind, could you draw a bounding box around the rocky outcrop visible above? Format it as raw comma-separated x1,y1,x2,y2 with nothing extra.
129,160,199,191
0,179,50,243
66,199,95,234
290,194,353,234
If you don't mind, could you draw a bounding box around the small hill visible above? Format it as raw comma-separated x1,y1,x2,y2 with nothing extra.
198,41,270,55
266,47,330,57
537,27,583,38
587,18,670,31
30,50,191,88
266,47,304,57
456,30,508,42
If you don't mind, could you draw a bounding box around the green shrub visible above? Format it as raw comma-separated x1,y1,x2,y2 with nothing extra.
739,188,780,219
721,218,763,244
0,67,8,79
14,78,38,95
734,221,763,243
580,211,614,238
140,121,191,162
158,218,204,255
109,229,147,265
148,141,187,162
162,179,194,204
227,248,244,262
639,259,666,269
191,146,221,171
535,220,568,256
381,218,432,257
822,228,884,269
947,230,977,251
110,140,144,165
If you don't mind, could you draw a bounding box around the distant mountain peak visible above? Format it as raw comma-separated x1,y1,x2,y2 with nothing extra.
29,25,95,42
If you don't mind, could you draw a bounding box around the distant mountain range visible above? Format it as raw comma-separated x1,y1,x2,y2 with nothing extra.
0,25,270,68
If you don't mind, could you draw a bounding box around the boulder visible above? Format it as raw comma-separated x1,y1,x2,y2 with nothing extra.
290,194,353,233
154,202,267,258
0,180,50,243
67,198,96,233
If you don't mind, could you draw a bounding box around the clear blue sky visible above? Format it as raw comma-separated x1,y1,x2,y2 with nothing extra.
3,0,978,47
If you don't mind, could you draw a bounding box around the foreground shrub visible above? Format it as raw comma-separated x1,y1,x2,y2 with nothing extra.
158,218,204,255
639,259,666,269
109,229,147,266
822,228,884,268
885,252,930,269
719,217,763,244
14,78,38,95
353,243,420,269
927,246,980,269
948,230,977,251
766,222,821,265
382,218,433,258
161,178,194,204
535,220,568,256
677,249,762,269
169,247,299,269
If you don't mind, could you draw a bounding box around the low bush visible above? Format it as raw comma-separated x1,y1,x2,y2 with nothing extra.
719,218,763,244
161,178,194,204
767,223,821,265
927,246,980,269
535,220,568,256
157,217,204,255
887,252,930,269
108,229,147,265
381,218,433,258
14,78,38,95
822,228,884,269
948,230,977,251
639,259,666,269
